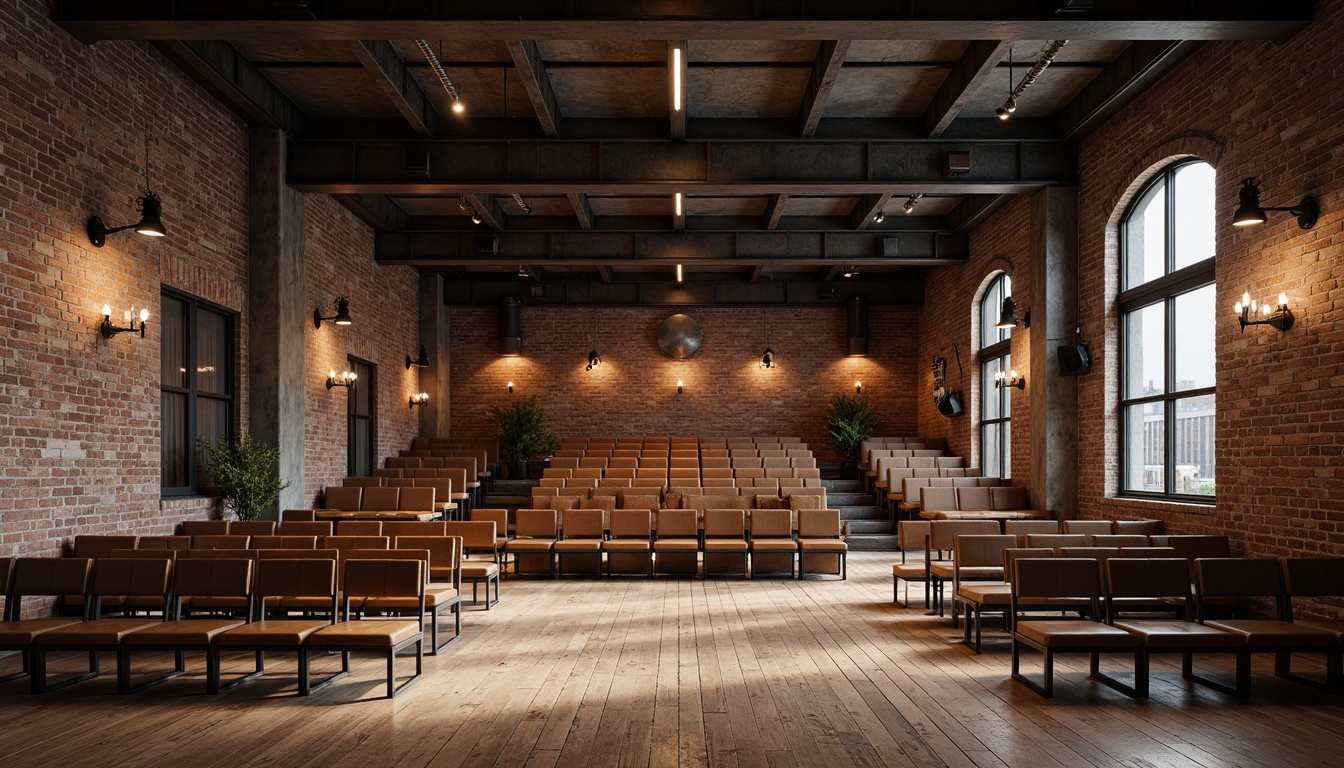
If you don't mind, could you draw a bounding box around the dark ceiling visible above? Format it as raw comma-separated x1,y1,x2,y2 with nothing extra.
54,1,1312,305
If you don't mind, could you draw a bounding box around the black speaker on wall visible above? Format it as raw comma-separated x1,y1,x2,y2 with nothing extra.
936,391,964,417
1058,343,1092,376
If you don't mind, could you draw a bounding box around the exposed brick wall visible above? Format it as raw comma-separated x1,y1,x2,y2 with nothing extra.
448,305,920,460
917,196,1033,481
302,195,421,506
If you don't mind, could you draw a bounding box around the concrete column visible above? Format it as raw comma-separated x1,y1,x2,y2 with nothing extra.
418,272,451,437
1028,186,1079,518
247,128,306,517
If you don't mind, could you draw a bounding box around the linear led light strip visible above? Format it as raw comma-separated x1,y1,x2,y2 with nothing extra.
415,39,464,113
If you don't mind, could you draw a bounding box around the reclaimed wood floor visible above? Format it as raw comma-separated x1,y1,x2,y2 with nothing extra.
1,551,1343,767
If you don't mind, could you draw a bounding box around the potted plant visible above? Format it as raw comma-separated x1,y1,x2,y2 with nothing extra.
196,432,290,521
489,394,560,480
823,392,878,477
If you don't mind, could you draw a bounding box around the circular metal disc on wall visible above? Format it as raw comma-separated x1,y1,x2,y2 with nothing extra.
657,314,704,360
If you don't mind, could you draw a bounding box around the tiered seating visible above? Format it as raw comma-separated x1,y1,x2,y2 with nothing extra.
316,484,441,520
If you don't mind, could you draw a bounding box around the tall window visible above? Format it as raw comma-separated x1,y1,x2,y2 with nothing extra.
979,273,1012,479
347,357,376,476
161,288,236,495
1119,160,1216,500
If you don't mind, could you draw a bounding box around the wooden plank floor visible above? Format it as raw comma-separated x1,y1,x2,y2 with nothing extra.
2,551,1343,767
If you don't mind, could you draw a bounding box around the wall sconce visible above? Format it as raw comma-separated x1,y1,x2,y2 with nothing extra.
100,304,150,339
507,381,514,394
760,347,775,369
996,296,1030,329
1232,177,1319,230
854,381,863,394
1234,291,1294,332
327,370,357,390
677,379,684,394
995,369,1026,390
405,343,430,370
586,350,602,371
409,392,429,409
314,297,353,329
88,133,167,247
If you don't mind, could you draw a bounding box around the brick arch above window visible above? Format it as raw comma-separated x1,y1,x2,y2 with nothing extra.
1102,133,1225,227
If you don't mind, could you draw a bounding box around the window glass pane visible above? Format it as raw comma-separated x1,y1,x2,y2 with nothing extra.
351,361,372,415
1000,353,1012,419
353,417,372,476
1123,303,1166,398
1123,402,1164,493
1123,179,1166,290
1173,162,1216,270
196,310,228,395
982,422,1002,480
1174,285,1215,391
161,295,187,388
981,357,1003,420
161,392,187,487
1174,394,1215,496
980,275,1011,349
1002,422,1012,480
198,397,229,451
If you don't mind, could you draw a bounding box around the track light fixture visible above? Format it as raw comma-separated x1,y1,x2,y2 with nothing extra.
997,41,1068,120
586,349,602,371
326,369,357,390
416,39,464,114
88,132,166,247
872,211,885,224
903,193,923,214
760,347,775,369
405,343,430,370
842,266,859,278
996,296,1029,329
459,196,483,225
1232,177,1319,230
313,297,353,329
409,392,429,409
510,193,533,215
100,304,149,340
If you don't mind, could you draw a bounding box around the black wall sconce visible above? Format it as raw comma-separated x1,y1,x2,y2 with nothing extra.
854,380,863,394
1233,178,1319,230
409,392,429,409
88,133,166,247
677,379,684,395
996,296,1030,329
760,347,775,369
995,369,1026,390
1234,291,1294,332
101,304,149,339
326,369,357,390
314,297,353,329
507,381,514,394
406,343,430,370
586,349,601,371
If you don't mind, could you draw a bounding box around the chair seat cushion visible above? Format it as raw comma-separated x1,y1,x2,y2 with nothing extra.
553,540,603,552
184,596,252,611
215,620,331,647
461,563,501,578
37,618,163,646
952,567,1004,581
957,583,1012,605
799,539,847,552
1203,619,1337,647
653,540,699,552
1014,620,1142,649
307,620,422,649
703,540,748,552
507,539,556,551
123,619,246,645
603,541,651,552
1112,620,1244,649
0,618,88,643
1296,619,1344,640
750,540,798,553
892,564,925,580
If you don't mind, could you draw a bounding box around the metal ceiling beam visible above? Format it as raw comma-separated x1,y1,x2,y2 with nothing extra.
799,40,851,138
763,194,788,230
376,230,969,267
153,40,306,135
818,265,843,283
287,139,1077,195
55,2,1314,43
852,193,893,231
567,193,594,230
947,194,1012,231
668,41,687,141
403,212,948,234
595,265,614,283
336,194,410,232
924,40,1013,138
440,277,925,307
747,265,766,283
353,40,437,138
506,39,563,138
1055,40,1204,140
464,194,507,231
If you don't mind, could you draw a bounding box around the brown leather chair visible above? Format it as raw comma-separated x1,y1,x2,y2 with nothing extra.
748,508,797,578
350,546,459,654
0,558,92,685
652,509,700,577
441,522,502,607
506,509,558,578
554,509,605,577
703,509,749,578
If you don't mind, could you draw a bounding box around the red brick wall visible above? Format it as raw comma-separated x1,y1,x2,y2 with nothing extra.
302,195,422,505
917,196,1033,481
448,305,920,460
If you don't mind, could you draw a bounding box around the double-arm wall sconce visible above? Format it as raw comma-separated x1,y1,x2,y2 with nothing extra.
1234,291,1294,332
327,370,357,390
101,304,149,339
314,297,353,329
409,392,429,409
1233,178,1318,230
995,369,1026,390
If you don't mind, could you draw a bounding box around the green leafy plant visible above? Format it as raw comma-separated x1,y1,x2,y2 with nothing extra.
823,392,879,463
489,394,560,474
196,432,290,521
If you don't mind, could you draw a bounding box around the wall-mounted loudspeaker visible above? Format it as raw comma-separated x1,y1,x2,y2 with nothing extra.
935,391,964,417
1057,343,1092,376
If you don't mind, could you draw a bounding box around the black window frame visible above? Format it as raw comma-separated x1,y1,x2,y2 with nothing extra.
347,355,377,477
978,273,1013,480
1117,160,1216,503
160,287,237,498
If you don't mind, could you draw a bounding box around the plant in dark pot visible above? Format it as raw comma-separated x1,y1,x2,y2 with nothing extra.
196,432,290,521
489,394,560,480
823,392,878,477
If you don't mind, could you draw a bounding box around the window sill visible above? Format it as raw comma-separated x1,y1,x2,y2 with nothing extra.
1106,495,1217,516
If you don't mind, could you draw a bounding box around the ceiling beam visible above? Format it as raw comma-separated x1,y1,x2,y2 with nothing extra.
567,193,594,230
763,194,788,230
287,139,1077,195
923,40,1013,138
1055,40,1203,140
464,194,507,231
404,212,949,234
818,266,843,283
56,3,1314,43
153,40,305,135
506,40,563,138
441,277,925,307
595,265,614,283
352,40,437,138
747,265,766,283
376,230,970,268
798,40,851,138
852,193,893,230
336,194,410,232
668,41,687,141
947,194,1014,231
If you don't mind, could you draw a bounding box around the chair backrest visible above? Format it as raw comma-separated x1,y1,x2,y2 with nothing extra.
1004,520,1060,539
180,521,231,536
797,509,840,538
254,557,337,602
656,509,698,538
561,509,605,539
1119,546,1176,558
443,521,497,550
1014,558,1101,601
11,557,94,601
1024,533,1088,552
360,486,401,511
515,509,558,538
281,509,317,522
582,496,617,512
1091,534,1149,548
90,557,173,600
372,468,403,479
397,486,436,512
343,558,424,602
1059,547,1121,561
548,495,581,512
382,521,447,539
749,508,793,538
336,520,383,536
990,486,1030,510
322,486,363,510
279,521,334,537
954,534,1015,569
1283,557,1344,597
1195,557,1286,599
1002,548,1054,584
72,535,141,559
920,486,959,512
1113,519,1165,535
470,508,510,538
1163,535,1232,560
621,494,660,512
1106,558,1192,601
389,537,460,581
955,486,993,511
192,535,252,550
173,557,253,599
229,520,277,536
322,535,391,551
343,476,384,488
703,509,746,538
1062,520,1113,536
609,510,652,539
896,520,931,549
930,520,1000,550
251,536,319,550
136,536,192,552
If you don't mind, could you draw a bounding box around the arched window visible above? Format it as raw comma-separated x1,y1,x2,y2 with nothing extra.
979,273,1012,479
1118,160,1216,500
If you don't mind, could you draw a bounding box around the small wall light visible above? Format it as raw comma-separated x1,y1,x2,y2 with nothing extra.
405,343,430,370
996,296,1030,329
1234,291,1294,332
507,381,514,394
101,304,150,339
327,369,357,390
314,297,353,329
677,379,684,394
1232,177,1318,230
855,381,863,394
88,193,166,247
586,349,602,371
760,347,775,369
675,264,684,284
995,369,1026,390
409,392,429,409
